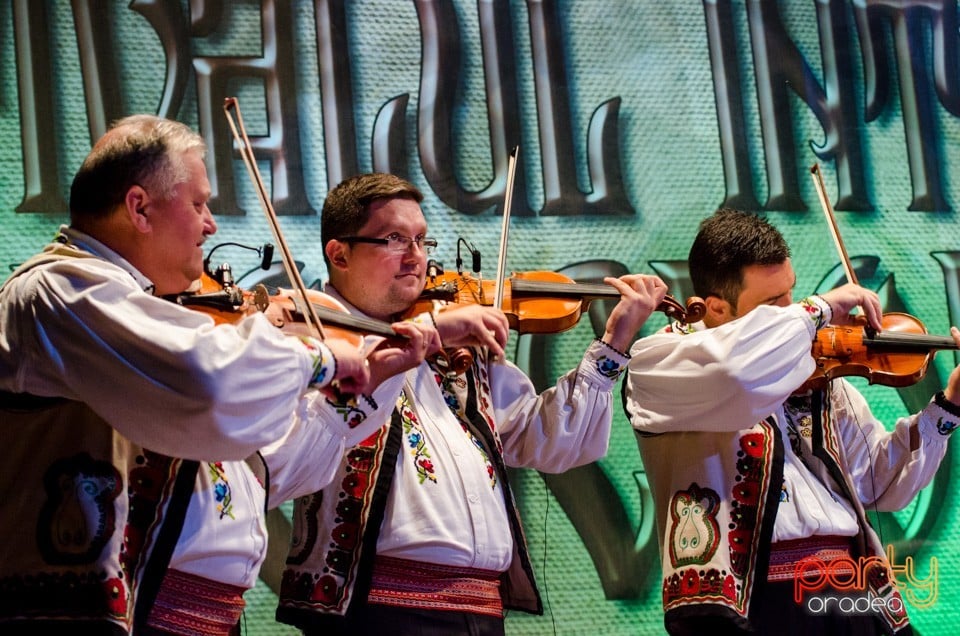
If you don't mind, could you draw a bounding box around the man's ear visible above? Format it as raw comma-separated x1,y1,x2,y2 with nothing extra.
324,239,349,271
124,186,151,232
703,295,733,326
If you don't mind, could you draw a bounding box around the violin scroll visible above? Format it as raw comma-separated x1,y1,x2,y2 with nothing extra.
657,295,706,326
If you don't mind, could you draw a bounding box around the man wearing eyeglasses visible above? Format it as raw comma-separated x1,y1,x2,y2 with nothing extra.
276,172,668,634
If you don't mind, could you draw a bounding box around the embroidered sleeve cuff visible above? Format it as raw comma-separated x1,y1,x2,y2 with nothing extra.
321,391,375,431
589,338,629,382
928,391,960,436
799,295,831,331
300,337,337,388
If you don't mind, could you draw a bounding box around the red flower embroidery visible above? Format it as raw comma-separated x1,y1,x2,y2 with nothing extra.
728,528,753,554
311,575,341,604
103,577,127,617
123,526,144,563
346,448,373,471
341,471,369,497
679,569,701,595
722,574,738,600
331,522,361,549
739,433,765,458
732,480,759,505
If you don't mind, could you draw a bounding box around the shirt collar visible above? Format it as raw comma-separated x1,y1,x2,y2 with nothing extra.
322,283,363,316
56,225,156,294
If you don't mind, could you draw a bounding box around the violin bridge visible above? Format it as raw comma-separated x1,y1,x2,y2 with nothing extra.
252,284,270,312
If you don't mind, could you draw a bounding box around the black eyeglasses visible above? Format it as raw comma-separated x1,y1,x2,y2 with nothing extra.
340,232,438,254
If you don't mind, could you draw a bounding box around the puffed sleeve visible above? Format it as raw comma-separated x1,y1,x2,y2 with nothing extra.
262,372,406,505
833,379,952,510
5,259,319,460
624,303,823,434
492,339,628,473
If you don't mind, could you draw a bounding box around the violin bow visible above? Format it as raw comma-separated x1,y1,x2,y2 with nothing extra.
493,146,519,310
810,163,860,286
223,97,327,340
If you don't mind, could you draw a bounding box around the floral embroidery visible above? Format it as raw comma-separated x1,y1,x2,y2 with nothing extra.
398,391,437,484
208,462,234,519
328,395,368,429
799,296,828,329
936,416,959,436
433,362,499,489
663,567,737,606
462,424,496,488
300,337,335,387
595,355,624,379
864,560,910,628
728,432,766,577
668,319,700,335
663,426,772,614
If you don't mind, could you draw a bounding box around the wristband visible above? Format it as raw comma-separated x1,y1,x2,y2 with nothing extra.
596,337,629,359
934,390,960,417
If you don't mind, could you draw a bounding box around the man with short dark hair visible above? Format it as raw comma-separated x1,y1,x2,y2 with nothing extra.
277,172,670,635
624,208,960,635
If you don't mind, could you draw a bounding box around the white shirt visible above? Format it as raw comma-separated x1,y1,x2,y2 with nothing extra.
321,286,623,572
0,226,365,590
0,226,321,461
376,369,515,570
773,404,859,539
171,384,404,589
626,301,949,542
371,338,622,572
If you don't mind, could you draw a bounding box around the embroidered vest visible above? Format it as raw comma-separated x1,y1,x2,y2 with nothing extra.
277,349,542,630
638,387,910,634
0,243,198,633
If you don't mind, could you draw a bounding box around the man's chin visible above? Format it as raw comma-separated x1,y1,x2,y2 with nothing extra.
396,276,425,294
388,289,426,315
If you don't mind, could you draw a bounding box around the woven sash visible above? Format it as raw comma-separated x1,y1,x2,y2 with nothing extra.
367,555,503,618
766,535,855,582
144,568,245,635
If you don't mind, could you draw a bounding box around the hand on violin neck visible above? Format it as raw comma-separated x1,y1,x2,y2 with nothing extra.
433,304,510,362
364,321,440,387
819,283,883,332
601,274,669,352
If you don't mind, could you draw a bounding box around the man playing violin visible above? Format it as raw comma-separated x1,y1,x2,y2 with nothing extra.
0,116,431,634
623,208,960,635
276,172,669,635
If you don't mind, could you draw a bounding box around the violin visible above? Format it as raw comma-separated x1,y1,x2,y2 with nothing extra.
168,263,269,325
175,269,395,335
416,146,703,362
807,164,958,388
416,268,706,334
806,313,959,389
169,254,432,368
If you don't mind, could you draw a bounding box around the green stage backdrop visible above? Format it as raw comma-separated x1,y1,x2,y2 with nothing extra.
1,1,958,634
